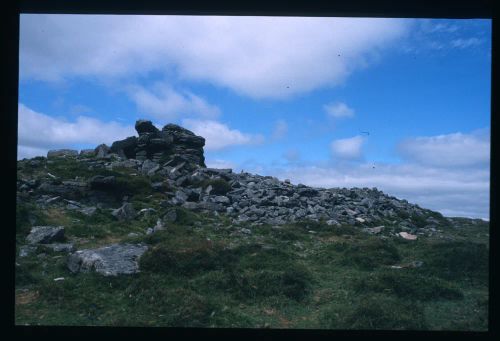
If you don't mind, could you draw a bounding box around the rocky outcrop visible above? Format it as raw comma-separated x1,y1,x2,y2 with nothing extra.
27,120,471,238
109,120,206,168
67,243,148,276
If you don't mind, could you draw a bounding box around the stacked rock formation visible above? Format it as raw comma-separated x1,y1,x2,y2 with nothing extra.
110,120,206,167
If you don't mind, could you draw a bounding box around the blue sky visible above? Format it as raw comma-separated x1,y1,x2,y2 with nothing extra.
18,15,491,219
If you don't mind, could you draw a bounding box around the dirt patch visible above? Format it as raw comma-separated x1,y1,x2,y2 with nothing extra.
16,290,39,306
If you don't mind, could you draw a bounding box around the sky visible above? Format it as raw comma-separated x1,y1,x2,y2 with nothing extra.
17,15,491,219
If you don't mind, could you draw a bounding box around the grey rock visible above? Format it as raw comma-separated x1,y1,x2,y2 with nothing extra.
326,219,341,226
26,226,65,244
45,196,61,204
112,203,136,221
240,228,252,235
80,206,97,216
174,190,188,204
135,120,159,135
67,243,148,276
213,195,230,204
237,214,250,222
182,202,198,210
141,160,159,175
94,144,111,159
41,243,75,253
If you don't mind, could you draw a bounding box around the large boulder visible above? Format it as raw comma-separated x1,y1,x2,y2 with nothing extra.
135,120,159,135
67,243,148,276
162,124,205,148
26,226,65,244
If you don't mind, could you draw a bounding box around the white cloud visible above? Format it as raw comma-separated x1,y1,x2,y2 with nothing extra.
330,135,365,159
398,129,490,167
272,119,288,140
20,15,409,99
450,37,483,49
17,103,135,159
324,102,355,118
127,83,221,120
182,119,265,151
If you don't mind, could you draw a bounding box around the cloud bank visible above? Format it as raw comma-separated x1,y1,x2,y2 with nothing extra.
17,103,135,159
397,129,490,167
20,15,409,99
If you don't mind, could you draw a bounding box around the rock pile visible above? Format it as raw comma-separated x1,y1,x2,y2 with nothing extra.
18,119,485,277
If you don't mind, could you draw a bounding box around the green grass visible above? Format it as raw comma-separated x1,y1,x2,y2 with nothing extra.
321,294,428,330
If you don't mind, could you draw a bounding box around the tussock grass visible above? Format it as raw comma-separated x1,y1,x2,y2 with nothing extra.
321,294,428,330
340,238,401,270
354,269,464,301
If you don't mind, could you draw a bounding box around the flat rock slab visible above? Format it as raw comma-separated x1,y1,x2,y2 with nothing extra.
67,243,148,276
26,226,65,244
41,243,75,253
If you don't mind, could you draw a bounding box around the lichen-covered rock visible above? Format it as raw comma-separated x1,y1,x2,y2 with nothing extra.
67,243,148,276
26,226,65,244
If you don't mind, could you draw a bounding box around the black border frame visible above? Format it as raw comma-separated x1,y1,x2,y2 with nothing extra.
3,1,497,340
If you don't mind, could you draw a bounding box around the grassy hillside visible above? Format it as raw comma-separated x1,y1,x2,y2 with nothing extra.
15,157,489,330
